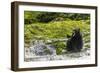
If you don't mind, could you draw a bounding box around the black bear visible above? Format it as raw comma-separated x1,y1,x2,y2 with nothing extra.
67,28,83,52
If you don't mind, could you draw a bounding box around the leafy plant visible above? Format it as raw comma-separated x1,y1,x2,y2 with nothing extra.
56,48,63,55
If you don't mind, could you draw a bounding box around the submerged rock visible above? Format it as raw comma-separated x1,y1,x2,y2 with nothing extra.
29,40,56,56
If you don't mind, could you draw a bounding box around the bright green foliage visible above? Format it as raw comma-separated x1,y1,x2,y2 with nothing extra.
52,42,66,49
56,48,63,55
53,42,66,55
24,20,90,44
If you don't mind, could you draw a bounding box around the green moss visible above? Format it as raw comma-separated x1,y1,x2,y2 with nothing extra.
24,20,90,46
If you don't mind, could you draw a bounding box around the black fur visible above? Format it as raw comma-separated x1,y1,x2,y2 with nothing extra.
67,28,83,52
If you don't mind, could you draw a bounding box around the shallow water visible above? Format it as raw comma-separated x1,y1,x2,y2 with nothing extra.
24,39,90,62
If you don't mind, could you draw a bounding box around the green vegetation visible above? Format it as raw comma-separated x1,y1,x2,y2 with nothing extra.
56,48,63,55
24,11,90,24
24,11,90,53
